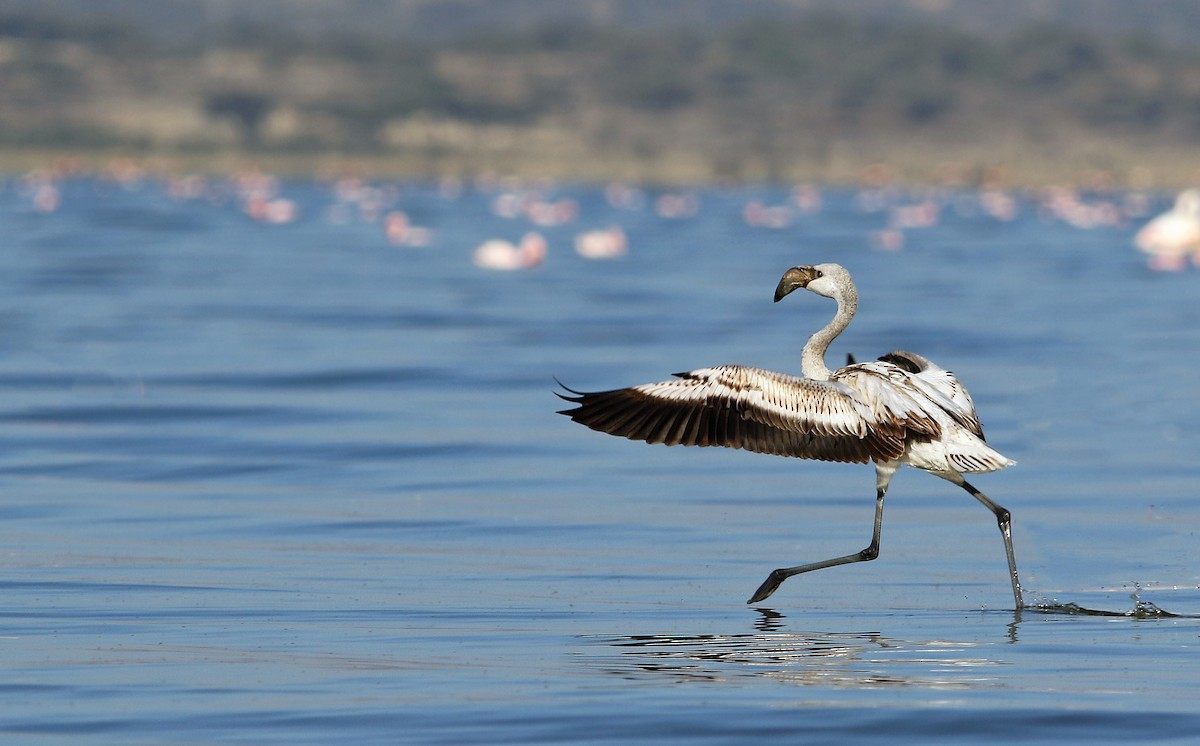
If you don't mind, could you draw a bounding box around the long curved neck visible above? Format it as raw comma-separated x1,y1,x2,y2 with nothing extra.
802,286,857,381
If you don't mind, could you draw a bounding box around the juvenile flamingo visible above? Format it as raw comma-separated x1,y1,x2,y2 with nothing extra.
558,263,1023,607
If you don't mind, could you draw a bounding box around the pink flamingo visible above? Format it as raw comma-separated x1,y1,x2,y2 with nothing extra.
245,194,298,224
473,232,547,270
743,201,793,229
574,226,627,259
1135,189,1200,271
384,211,433,247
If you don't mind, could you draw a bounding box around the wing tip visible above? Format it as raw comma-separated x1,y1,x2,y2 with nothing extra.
553,376,588,414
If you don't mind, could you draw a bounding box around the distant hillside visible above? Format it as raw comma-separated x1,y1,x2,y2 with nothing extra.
2,6,1200,185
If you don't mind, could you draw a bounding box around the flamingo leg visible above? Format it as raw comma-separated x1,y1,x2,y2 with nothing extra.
956,477,1024,610
747,487,887,604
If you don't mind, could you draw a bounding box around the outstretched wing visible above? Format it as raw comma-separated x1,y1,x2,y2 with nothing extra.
557,364,931,464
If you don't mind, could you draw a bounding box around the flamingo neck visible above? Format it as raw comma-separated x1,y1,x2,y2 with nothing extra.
802,288,857,381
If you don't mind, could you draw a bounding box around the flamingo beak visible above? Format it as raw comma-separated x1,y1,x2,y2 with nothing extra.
774,266,819,302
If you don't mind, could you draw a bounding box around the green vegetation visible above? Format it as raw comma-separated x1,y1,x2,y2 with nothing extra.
2,11,1199,185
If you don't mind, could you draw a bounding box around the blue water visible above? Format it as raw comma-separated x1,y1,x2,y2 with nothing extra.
0,174,1198,744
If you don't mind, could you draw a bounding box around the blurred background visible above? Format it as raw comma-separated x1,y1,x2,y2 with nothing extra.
2,0,1199,186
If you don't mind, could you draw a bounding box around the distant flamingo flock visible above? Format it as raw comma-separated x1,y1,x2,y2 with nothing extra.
7,157,1200,273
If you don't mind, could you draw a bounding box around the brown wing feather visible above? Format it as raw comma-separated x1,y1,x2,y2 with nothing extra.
556,365,913,464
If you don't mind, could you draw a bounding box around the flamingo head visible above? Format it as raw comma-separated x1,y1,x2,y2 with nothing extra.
774,263,851,302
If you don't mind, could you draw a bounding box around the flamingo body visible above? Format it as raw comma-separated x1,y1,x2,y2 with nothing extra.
1135,189,1200,270
473,232,547,270
574,226,627,259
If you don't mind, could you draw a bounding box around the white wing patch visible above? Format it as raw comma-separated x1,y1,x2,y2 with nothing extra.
663,366,878,438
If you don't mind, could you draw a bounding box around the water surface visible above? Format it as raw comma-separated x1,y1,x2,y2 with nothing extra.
0,175,1197,743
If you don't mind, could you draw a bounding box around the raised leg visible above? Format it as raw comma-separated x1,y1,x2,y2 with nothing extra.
746,487,887,604
942,474,1024,609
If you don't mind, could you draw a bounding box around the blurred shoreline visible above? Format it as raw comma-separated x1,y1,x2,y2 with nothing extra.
1,144,1193,190
4,8,1200,190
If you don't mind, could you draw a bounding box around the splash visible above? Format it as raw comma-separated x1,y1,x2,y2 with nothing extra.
1027,585,1185,618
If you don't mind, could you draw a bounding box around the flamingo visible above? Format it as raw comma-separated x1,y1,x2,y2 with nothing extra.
472,232,547,270
557,263,1023,608
384,211,433,247
743,200,794,229
245,194,298,224
574,226,627,260
1134,189,1200,271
